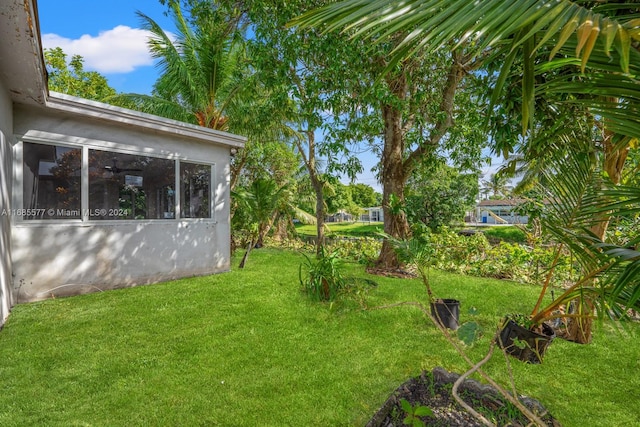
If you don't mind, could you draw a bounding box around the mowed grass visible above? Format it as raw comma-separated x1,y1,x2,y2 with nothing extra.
0,248,638,426
481,226,527,243
295,221,384,237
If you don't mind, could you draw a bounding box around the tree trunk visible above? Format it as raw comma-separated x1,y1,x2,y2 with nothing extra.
374,52,463,269
238,240,254,269
294,129,326,258
376,101,410,269
271,216,289,242
565,125,629,343
312,174,326,258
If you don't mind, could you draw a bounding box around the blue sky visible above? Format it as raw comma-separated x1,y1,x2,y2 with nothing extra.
38,0,173,95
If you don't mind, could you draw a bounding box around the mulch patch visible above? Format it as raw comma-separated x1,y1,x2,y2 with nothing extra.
366,267,417,279
367,367,561,427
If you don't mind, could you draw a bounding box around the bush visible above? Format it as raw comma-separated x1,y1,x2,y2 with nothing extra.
299,249,346,302
326,237,382,265
427,227,576,288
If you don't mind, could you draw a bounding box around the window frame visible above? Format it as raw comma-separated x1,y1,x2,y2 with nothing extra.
15,136,217,225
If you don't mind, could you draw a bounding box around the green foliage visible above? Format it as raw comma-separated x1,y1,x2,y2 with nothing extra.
44,47,116,101
326,237,381,266
421,227,576,289
482,226,527,244
349,183,381,208
299,249,346,301
405,162,479,231
399,398,433,427
457,306,483,345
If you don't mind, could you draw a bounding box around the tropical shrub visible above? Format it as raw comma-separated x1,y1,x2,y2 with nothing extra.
299,249,346,302
326,237,382,265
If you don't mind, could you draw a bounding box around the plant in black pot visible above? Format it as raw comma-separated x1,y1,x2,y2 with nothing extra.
497,313,555,364
388,235,460,330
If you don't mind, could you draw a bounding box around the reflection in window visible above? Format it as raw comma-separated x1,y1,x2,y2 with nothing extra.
88,150,175,220
181,162,211,218
23,142,81,219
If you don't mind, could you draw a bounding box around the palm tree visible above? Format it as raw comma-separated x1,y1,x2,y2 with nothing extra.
111,1,246,130
481,173,511,199
232,178,290,268
111,1,295,190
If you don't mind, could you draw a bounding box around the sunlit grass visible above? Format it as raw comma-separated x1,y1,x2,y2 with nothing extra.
476,225,527,243
0,248,637,426
295,221,384,237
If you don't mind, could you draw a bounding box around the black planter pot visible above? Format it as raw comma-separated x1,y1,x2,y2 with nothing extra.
430,299,460,330
498,319,555,364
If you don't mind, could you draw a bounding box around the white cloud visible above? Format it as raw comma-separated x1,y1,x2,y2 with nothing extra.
42,25,155,74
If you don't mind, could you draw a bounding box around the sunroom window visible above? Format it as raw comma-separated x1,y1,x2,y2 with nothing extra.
22,142,81,219
180,162,211,218
88,149,175,220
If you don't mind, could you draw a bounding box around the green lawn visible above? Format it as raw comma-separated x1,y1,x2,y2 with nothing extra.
295,221,384,237
480,226,527,243
0,248,638,426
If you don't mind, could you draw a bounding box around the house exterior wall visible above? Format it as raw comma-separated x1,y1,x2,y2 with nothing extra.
0,79,13,326
359,207,384,222
0,77,14,323
11,103,235,302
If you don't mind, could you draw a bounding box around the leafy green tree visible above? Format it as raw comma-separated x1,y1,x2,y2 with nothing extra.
295,0,640,342
406,163,479,231
324,179,362,219
349,183,380,208
244,0,366,257
44,47,116,101
293,12,490,268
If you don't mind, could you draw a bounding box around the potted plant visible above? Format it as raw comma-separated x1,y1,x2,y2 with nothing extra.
497,313,555,364
485,130,640,365
389,235,460,330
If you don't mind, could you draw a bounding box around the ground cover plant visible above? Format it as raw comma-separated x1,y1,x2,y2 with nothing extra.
0,248,638,426
479,226,527,244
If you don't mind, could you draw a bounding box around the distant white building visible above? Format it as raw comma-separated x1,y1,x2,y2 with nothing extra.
326,211,353,222
359,206,384,223
476,199,528,225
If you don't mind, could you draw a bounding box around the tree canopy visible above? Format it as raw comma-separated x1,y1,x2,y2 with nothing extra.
44,47,116,101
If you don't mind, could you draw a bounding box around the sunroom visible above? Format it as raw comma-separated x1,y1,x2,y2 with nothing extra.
10,94,244,303
0,0,245,313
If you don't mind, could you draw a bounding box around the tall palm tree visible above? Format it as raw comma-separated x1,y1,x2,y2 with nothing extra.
111,0,247,130
111,1,295,190
481,173,511,199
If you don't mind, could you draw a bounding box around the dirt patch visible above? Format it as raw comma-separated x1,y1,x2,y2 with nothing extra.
366,267,417,279
367,367,561,427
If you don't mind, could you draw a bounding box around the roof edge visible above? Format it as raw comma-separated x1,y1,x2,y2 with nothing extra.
46,92,246,148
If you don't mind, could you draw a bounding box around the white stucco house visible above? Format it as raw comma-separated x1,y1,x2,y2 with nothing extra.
0,0,245,325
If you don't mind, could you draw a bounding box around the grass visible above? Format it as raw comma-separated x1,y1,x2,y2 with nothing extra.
478,226,527,243
295,221,384,237
0,248,638,426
